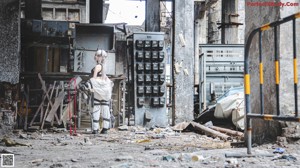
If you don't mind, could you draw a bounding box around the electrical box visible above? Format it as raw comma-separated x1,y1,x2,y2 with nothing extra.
131,32,167,127
73,24,116,75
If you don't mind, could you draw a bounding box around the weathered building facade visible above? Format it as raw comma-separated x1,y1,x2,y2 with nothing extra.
0,0,20,84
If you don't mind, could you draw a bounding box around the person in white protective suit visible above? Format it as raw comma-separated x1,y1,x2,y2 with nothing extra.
90,49,113,134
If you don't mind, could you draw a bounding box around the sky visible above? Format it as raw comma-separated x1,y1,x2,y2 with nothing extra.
105,0,146,25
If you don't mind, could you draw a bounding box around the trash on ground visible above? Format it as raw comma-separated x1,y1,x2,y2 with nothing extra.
273,147,285,154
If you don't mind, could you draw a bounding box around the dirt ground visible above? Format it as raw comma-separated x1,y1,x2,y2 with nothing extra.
1,126,300,168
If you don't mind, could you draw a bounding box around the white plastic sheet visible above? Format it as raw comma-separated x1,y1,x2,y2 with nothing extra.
213,87,245,130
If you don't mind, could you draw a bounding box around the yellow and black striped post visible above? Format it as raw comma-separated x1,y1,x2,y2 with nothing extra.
274,26,280,116
244,12,300,155
293,15,298,117
258,31,264,115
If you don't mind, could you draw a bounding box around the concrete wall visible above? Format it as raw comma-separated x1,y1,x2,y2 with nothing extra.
205,0,244,44
0,0,20,84
279,1,300,126
207,0,221,44
172,0,194,124
245,0,281,144
237,0,245,44
245,0,300,144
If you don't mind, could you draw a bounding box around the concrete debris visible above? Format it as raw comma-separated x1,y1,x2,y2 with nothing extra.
118,125,128,131
110,163,132,168
201,141,231,149
0,149,14,154
49,163,64,168
276,136,288,147
1,126,300,167
136,139,150,143
115,156,134,162
30,159,44,164
0,110,15,136
172,122,190,131
51,128,67,133
27,132,40,139
162,155,175,162
272,155,297,162
144,146,154,151
71,159,79,162
83,137,92,145
19,133,28,139
226,158,238,164
151,134,165,139
40,134,54,140
2,137,31,147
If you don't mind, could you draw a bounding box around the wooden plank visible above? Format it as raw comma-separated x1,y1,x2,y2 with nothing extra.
38,73,54,107
41,81,56,129
24,86,29,131
45,91,65,122
61,101,74,128
51,85,60,126
191,122,231,140
29,87,52,126
209,125,244,137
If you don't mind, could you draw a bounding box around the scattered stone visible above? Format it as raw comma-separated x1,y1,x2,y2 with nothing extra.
40,134,54,140
52,128,67,133
84,137,92,145
272,155,297,162
19,133,28,139
110,163,132,168
50,163,64,168
71,159,79,162
226,158,238,164
28,132,40,139
178,153,192,162
144,146,154,150
276,136,288,147
57,138,62,143
153,128,162,134
201,141,231,149
151,134,165,139
136,139,150,143
13,129,22,134
0,149,14,154
30,159,44,164
2,137,31,147
118,125,128,131
162,155,175,162
115,156,134,162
